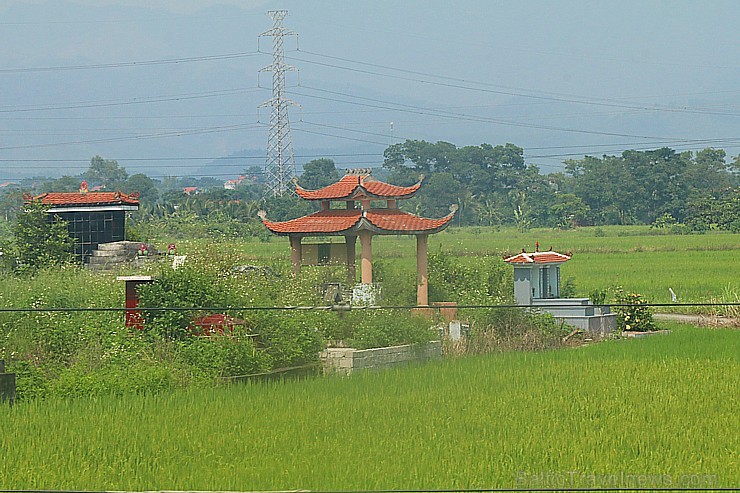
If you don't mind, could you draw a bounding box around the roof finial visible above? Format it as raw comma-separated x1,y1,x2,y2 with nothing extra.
79,181,89,194
535,241,539,252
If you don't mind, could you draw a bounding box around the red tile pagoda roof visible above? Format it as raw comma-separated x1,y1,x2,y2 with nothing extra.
30,191,140,207
261,208,455,236
504,251,571,264
295,174,422,201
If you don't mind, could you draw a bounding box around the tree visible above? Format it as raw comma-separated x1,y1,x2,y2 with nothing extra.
298,158,340,190
13,201,74,272
85,155,128,187
417,172,462,218
124,174,159,203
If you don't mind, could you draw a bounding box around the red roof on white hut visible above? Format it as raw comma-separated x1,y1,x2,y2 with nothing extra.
504,245,571,265
295,170,423,201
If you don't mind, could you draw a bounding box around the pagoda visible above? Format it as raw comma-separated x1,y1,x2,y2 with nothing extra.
259,169,457,306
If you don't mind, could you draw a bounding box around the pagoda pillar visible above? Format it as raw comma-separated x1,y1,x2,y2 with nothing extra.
289,236,302,277
359,231,373,284
345,235,357,285
416,234,429,306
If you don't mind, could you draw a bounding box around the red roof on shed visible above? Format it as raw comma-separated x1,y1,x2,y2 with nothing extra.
30,191,140,207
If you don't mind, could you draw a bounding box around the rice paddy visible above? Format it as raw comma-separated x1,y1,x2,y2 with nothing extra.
1,325,737,490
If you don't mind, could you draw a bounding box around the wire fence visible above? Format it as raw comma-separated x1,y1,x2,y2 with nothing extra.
0,302,738,313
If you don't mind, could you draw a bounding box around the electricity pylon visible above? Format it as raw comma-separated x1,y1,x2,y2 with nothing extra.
259,10,299,197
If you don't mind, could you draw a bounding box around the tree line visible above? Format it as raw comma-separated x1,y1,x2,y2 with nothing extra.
1,142,738,250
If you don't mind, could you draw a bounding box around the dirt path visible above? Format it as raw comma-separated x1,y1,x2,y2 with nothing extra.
654,313,739,327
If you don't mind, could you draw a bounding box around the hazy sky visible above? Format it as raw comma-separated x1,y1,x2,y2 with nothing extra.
0,0,738,179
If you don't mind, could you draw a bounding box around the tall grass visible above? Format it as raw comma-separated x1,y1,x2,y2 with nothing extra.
1,325,736,490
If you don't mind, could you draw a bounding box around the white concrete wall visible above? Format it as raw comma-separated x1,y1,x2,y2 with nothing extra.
321,341,442,375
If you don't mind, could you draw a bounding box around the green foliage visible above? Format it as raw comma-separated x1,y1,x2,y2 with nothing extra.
337,310,434,350
137,266,238,339
428,249,509,304
179,335,271,378
85,155,128,187
13,201,74,272
298,158,340,190
614,287,656,332
560,276,577,298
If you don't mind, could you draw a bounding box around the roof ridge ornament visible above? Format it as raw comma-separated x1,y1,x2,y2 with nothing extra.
346,168,372,175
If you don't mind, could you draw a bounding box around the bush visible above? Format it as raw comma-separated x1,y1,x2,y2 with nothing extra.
614,287,656,332
137,266,239,340
464,308,567,353
179,335,271,378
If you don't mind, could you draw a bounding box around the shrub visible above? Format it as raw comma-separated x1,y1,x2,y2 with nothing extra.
614,287,656,332
179,335,271,378
137,266,239,340
13,201,74,272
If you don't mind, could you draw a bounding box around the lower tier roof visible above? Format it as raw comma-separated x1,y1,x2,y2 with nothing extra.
261,208,455,236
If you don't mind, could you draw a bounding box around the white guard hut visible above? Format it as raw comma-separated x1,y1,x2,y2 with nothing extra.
505,244,616,337
504,245,570,305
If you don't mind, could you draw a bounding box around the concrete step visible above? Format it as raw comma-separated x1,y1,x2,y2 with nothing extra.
87,256,130,267
92,249,129,257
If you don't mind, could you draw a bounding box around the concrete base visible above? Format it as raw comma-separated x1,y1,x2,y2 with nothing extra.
531,298,617,337
321,341,442,375
556,314,617,337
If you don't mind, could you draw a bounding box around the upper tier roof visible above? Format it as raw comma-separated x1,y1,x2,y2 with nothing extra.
504,250,571,264
261,207,455,236
27,191,140,208
295,174,422,201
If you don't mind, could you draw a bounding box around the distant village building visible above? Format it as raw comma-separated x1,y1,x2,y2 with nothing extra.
183,186,199,195
260,169,457,306
24,182,140,261
223,175,246,190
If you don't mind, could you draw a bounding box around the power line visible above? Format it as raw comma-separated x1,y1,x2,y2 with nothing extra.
0,87,263,114
294,50,740,116
0,51,264,74
293,86,673,141
0,123,265,151
289,51,740,118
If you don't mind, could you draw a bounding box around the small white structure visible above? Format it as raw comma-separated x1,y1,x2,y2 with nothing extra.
505,247,571,305
504,245,616,337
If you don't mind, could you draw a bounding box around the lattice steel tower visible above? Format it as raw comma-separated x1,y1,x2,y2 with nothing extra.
259,10,299,197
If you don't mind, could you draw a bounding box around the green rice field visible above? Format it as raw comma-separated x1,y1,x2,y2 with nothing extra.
1,324,737,490
219,225,740,305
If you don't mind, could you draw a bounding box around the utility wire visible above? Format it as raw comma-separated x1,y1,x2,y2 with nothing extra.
0,51,264,73
1,303,738,313
290,52,740,118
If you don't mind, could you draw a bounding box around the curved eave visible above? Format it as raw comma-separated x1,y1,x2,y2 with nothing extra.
261,208,455,237
262,210,362,236
359,177,422,200
294,175,422,201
